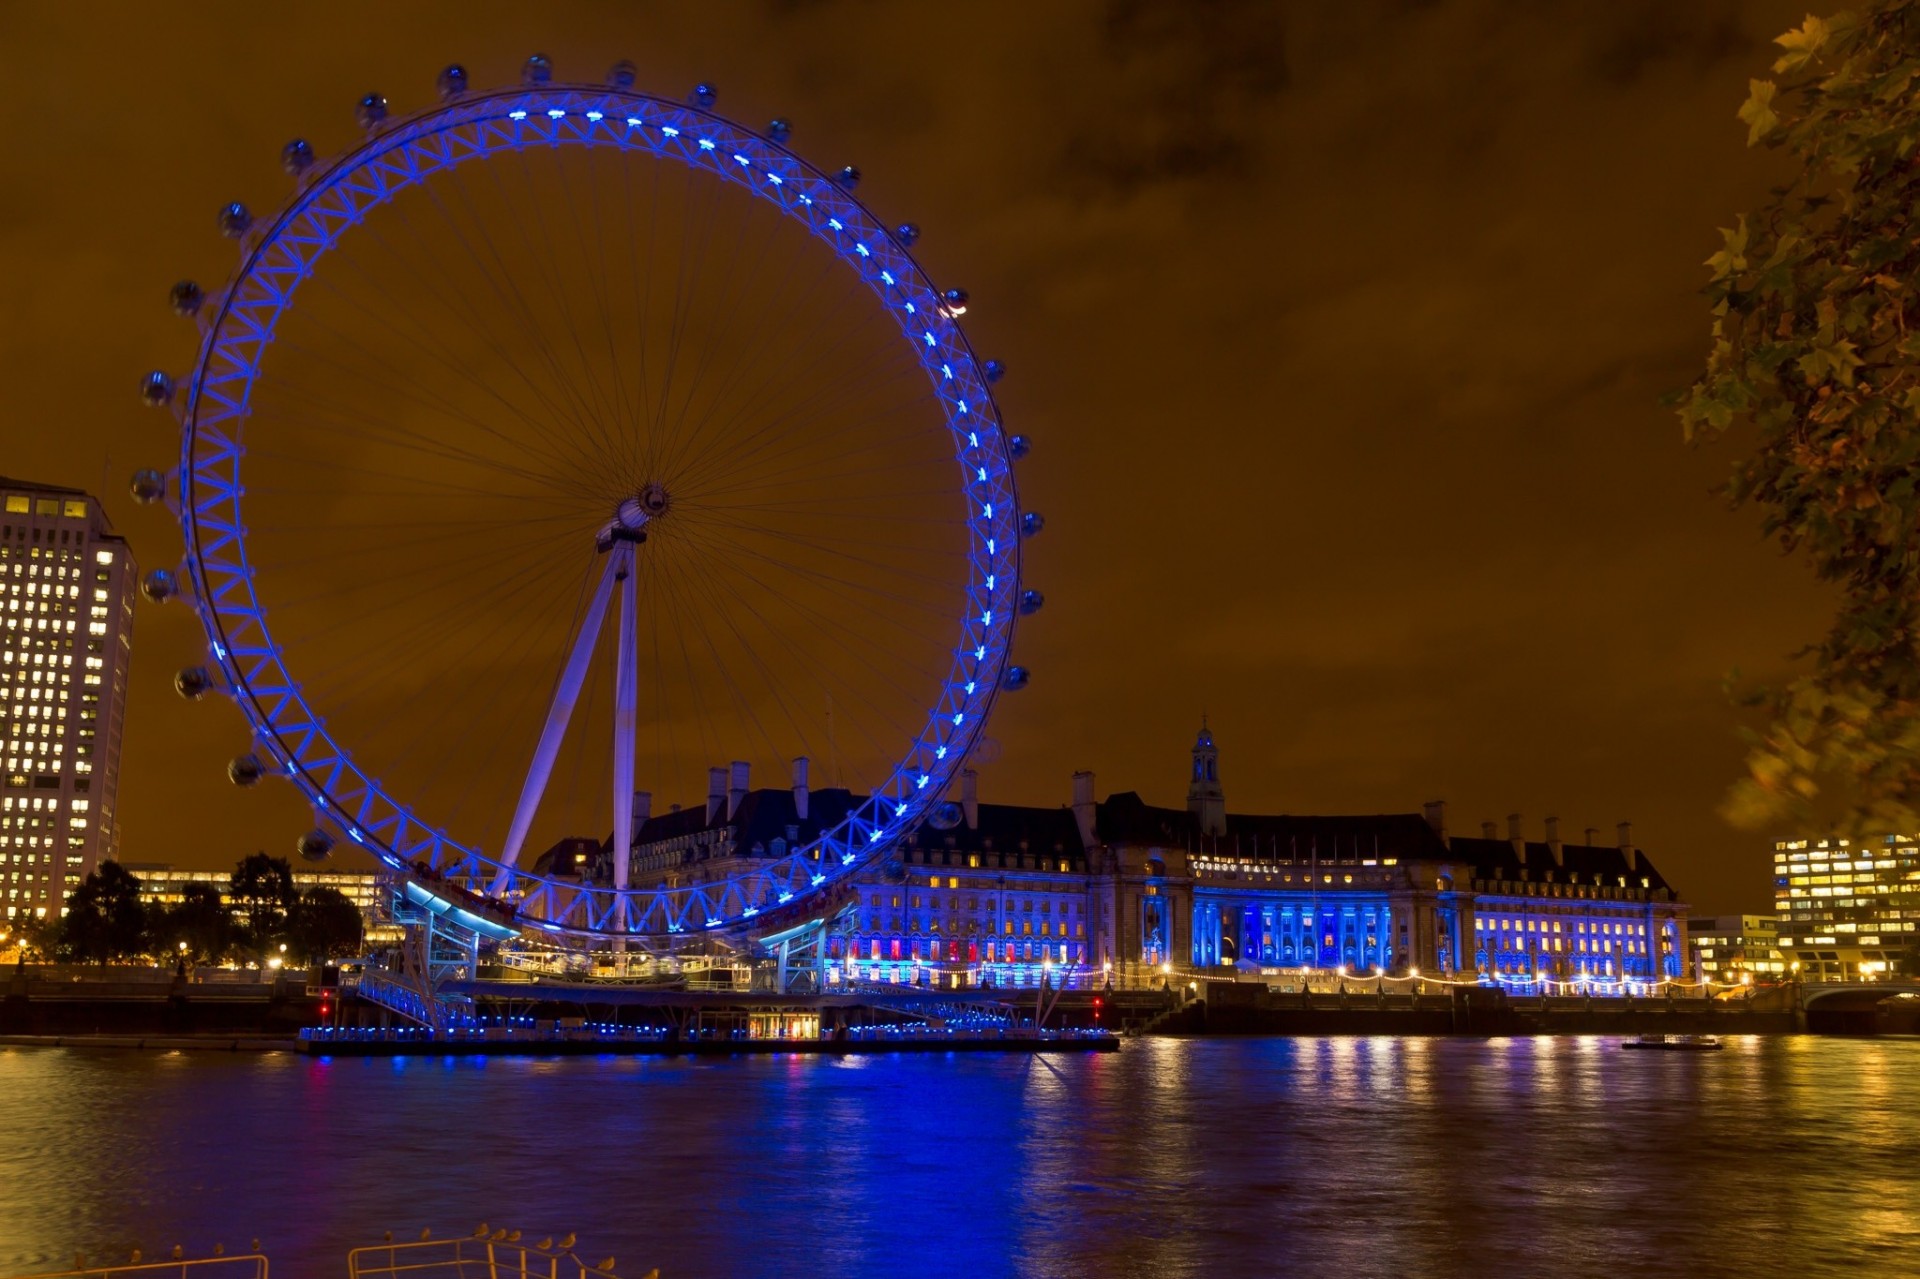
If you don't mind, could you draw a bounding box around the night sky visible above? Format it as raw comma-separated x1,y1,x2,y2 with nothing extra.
0,1,1822,912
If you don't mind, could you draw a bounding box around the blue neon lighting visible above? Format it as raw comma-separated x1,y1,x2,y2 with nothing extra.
173,79,1027,945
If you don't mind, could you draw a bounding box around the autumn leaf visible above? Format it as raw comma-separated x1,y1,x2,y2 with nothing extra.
1773,13,1832,73
1739,78,1780,144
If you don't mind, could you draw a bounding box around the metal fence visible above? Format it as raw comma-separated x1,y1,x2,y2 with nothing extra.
4,1252,267,1279
347,1234,637,1279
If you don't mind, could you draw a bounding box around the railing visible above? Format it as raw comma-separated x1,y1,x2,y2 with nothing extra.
4,1252,267,1278
347,1230,638,1279
347,970,467,1029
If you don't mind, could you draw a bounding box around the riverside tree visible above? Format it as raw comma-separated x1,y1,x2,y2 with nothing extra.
228,852,297,959
284,886,364,965
162,881,238,964
56,861,150,963
1679,2,1920,836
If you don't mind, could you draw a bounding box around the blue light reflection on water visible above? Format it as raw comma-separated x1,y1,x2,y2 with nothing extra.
1,1036,1917,1278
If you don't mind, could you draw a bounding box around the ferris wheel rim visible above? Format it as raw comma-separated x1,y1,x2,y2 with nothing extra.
172,79,1024,943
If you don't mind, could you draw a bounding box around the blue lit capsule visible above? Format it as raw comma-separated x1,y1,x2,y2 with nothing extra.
1021,511,1045,538
942,288,969,316
928,801,963,831
228,754,265,787
168,280,204,317
217,202,251,238
356,93,388,129
984,359,1006,384
767,117,792,144
139,569,177,603
1002,666,1031,691
437,64,469,99
139,371,174,407
1008,434,1030,460
835,165,861,189
608,60,637,90
523,54,553,85
691,81,718,107
894,222,920,246
1019,589,1045,616
277,139,315,177
174,666,213,701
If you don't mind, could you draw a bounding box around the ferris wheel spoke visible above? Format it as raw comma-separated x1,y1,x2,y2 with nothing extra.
662,521,954,696
244,391,598,502
669,351,933,501
290,236,612,484
663,287,921,493
501,144,633,470
646,186,819,487
329,545,596,795
664,529,942,750
575,144,646,490
433,157,629,473
679,434,955,511
651,233,852,487
642,546,801,802
619,145,664,485
642,163,723,487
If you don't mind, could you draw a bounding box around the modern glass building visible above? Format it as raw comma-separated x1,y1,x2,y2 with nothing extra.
119,862,402,944
0,478,135,924
1688,913,1784,984
1773,837,1920,980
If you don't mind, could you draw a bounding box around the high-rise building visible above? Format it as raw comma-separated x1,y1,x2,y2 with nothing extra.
1773,836,1920,980
1688,913,1784,984
0,478,136,923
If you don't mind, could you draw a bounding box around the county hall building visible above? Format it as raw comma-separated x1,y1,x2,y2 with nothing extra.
587,724,1690,988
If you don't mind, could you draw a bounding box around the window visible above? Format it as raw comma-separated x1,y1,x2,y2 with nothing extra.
3,497,25,514
62,501,86,518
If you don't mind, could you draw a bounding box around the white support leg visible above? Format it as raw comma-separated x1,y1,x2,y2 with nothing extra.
610,543,639,946
489,554,622,894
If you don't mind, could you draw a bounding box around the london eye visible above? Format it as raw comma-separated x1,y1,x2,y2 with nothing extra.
132,57,1038,948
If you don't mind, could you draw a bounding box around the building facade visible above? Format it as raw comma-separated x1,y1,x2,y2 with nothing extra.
1687,914,1785,984
120,863,401,944
592,726,1689,989
1773,837,1920,980
1,479,135,924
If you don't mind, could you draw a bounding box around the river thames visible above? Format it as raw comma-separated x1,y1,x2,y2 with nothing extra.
1,1035,1915,1278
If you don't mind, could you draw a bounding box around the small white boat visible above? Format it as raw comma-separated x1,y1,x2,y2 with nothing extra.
1622,1033,1722,1052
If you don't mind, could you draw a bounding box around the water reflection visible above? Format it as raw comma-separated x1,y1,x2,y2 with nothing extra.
0,1037,1916,1278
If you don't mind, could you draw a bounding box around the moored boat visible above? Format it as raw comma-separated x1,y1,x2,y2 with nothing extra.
1622,1033,1722,1052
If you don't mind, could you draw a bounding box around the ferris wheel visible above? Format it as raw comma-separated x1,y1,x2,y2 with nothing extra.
130,57,1040,945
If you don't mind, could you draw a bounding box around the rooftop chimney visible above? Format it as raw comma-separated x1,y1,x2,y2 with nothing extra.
792,756,810,821
1422,799,1449,848
960,769,978,830
707,766,726,824
632,790,651,843
1544,815,1564,867
727,760,750,820
1481,820,1498,840
1072,770,1097,848
1585,827,1599,847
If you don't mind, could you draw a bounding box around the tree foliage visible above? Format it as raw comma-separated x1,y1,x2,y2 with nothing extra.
284,887,364,965
228,852,297,955
160,881,239,964
56,861,150,963
1680,3,1920,836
